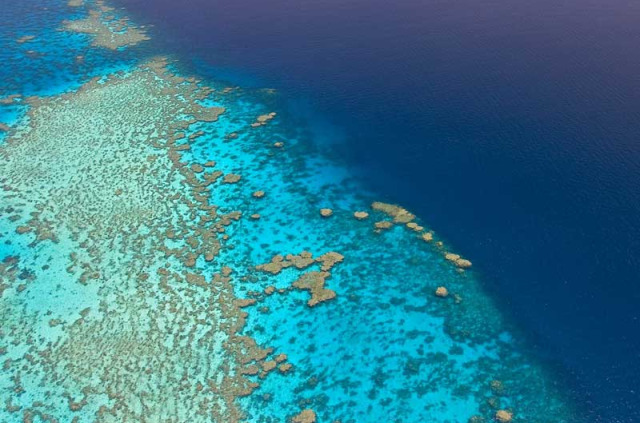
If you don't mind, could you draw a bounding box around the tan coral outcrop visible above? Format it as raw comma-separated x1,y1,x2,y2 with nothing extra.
456,258,472,268
406,222,424,232
354,211,369,220
316,252,344,271
62,6,150,50
223,173,241,183
252,112,277,127
435,287,449,298
292,271,337,307
256,251,321,274
371,201,415,223
279,363,292,373
292,409,317,423
262,360,277,373
445,252,472,268
320,208,333,217
445,253,461,261
374,221,393,230
256,252,343,307
495,410,513,423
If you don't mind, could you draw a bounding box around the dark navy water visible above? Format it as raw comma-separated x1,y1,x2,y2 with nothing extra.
112,0,640,420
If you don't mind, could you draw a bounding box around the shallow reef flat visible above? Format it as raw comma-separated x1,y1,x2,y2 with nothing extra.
0,1,583,422
0,58,273,422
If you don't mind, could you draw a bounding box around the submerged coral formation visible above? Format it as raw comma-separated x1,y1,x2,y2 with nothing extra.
254,251,344,306
445,252,473,269
435,286,449,297
353,211,369,220
0,58,269,422
319,208,333,217
291,409,317,423
16,35,36,44
292,271,337,307
62,0,149,50
496,409,514,422
371,201,415,223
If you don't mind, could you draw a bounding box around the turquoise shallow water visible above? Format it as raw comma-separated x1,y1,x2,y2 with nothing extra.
0,1,583,422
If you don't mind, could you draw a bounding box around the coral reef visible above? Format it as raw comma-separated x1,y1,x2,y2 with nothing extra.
292,409,317,423
496,409,513,422
292,271,337,307
371,201,415,223
62,1,149,50
0,58,268,422
435,286,449,298
354,211,369,220
320,208,333,217
445,253,473,269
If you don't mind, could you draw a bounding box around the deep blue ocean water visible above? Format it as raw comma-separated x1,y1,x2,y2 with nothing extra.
109,0,640,420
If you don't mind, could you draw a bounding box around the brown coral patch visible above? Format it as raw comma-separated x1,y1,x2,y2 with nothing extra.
319,208,333,217
406,222,424,232
371,201,415,223
256,251,343,275
353,211,369,220
292,271,337,307
292,409,317,423
254,251,343,307
315,252,344,272
278,363,292,373
252,112,277,127
262,360,277,372
495,410,513,423
62,3,150,50
223,173,241,184
256,252,312,274
435,286,449,298
374,221,393,230
445,253,472,268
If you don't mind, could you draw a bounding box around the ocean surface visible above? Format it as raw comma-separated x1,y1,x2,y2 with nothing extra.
0,0,638,422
